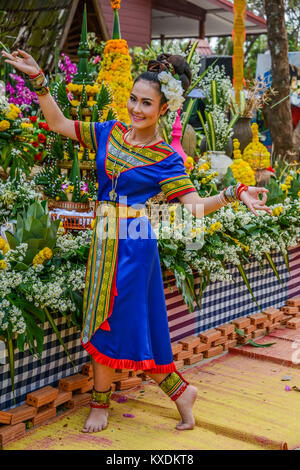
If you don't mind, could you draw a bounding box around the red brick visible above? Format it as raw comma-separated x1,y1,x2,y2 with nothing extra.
223,339,238,350
179,335,200,351
216,323,235,336
139,372,151,381
199,329,221,344
116,377,143,391
280,314,293,324
58,374,89,392
193,343,209,354
173,359,184,369
252,328,267,338
82,362,93,378
113,370,130,382
286,297,300,307
281,306,299,314
211,336,227,347
0,423,26,447
263,307,281,322
26,386,58,408
227,331,237,340
111,383,116,391
171,343,183,356
286,318,300,329
50,391,72,408
272,321,284,329
173,349,193,361
66,393,92,409
79,378,94,394
203,345,223,358
184,353,204,365
32,407,56,427
248,313,268,326
232,318,251,329
0,410,12,425
7,404,37,425
244,324,256,335
237,333,252,344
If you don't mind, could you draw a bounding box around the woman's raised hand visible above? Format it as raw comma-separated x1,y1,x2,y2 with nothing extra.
1,49,40,76
239,186,272,216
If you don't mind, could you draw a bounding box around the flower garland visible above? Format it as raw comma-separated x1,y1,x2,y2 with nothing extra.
243,123,271,170
96,0,133,124
230,138,256,185
232,0,246,104
97,39,133,123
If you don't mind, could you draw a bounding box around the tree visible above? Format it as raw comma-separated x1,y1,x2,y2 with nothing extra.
263,0,296,160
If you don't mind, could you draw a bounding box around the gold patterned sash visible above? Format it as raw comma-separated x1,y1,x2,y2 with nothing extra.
81,201,146,344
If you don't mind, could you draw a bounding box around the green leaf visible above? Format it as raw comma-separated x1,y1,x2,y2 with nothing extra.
197,110,211,151
237,263,263,312
44,307,78,372
264,252,283,286
4,231,18,250
6,337,16,404
186,40,198,65
235,327,276,347
181,98,196,136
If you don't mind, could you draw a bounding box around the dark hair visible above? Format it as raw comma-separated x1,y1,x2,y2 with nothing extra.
133,53,192,107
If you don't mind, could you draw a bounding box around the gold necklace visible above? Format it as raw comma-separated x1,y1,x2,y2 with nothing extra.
125,127,159,150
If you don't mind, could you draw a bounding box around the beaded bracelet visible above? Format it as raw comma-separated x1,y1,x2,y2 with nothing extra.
29,69,49,96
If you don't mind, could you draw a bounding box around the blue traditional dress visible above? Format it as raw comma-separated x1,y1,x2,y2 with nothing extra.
74,119,197,373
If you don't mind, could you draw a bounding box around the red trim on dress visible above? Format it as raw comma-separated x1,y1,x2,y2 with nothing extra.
81,340,177,373
167,187,197,202
74,120,87,148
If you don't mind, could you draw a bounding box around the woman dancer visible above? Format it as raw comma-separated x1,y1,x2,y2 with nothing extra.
2,49,271,434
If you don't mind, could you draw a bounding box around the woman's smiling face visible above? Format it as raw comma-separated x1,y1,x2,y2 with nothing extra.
127,79,168,131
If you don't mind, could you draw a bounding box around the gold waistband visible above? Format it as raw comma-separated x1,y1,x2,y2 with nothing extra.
96,203,146,219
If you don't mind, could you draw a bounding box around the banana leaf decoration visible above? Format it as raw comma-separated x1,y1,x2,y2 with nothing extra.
44,307,78,373
237,263,263,312
264,252,284,286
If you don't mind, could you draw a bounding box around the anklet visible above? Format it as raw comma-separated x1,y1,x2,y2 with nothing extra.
89,387,112,409
158,370,189,401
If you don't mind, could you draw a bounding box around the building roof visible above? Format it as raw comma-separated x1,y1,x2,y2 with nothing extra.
152,0,267,39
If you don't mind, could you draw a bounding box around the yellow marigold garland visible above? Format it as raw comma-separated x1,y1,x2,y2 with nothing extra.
111,0,121,9
230,138,256,185
243,123,271,170
233,0,246,104
97,38,133,124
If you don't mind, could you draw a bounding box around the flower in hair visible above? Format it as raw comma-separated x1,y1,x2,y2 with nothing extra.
157,71,185,111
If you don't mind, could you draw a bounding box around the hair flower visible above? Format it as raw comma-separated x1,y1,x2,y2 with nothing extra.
157,71,185,111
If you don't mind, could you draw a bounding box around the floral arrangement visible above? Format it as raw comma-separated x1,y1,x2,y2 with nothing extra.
0,169,42,224
198,103,238,152
229,78,278,118
188,156,219,196
96,38,133,123
58,53,78,84
243,123,271,170
0,94,39,178
5,73,39,113
200,65,233,113
230,138,256,185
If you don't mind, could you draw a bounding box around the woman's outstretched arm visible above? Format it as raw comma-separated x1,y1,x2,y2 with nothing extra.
1,49,77,141
178,186,272,217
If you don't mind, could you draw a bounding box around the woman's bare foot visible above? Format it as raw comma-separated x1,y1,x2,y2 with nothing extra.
174,385,198,430
82,407,109,433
